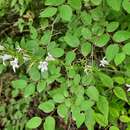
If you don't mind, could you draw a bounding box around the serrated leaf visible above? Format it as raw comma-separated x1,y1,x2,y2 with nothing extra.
113,87,128,102
49,48,64,58
94,34,110,47
65,51,76,65
120,115,130,122
59,5,72,21
91,0,102,5
37,80,46,93
40,7,57,18
26,117,42,129
105,44,119,62
24,83,35,97
53,94,65,103
12,79,27,89
109,126,120,130
38,100,55,113
44,116,55,130
57,104,68,118
114,53,126,65
97,96,109,117
64,34,80,47
86,86,99,102
45,0,65,6
81,11,92,25
113,31,130,42
81,42,92,57
122,42,130,55
106,0,122,11
72,107,85,128
123,0,130,14
29,67,40,81
68,0,81,10
81,28,92,39
106,22,119,32
99,72,113,88
85,108,95,130
95,113,108,127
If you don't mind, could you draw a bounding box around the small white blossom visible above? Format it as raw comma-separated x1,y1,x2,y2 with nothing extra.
38,61,48,72
99,57,109,67
0,45,5,50
45,53,55,61
10,58,19,72
125,84,130,92
16,46,23,52
0,54,12,65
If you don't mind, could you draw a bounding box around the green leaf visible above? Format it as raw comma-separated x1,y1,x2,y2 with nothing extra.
37,80,46,93
106,0,122,11
44,116,55,130
113,31,130,42
64,34,80,47
72,107,85,128
113,76,125,85
109,126,120,130
86,86,99,102
81,42,92,57
68,0,81,10
122,0,130,14
24,83,35,97
97,96,109,117
113,87,128,102
40,7,57,18
81,11,92,25
53,94,65,103
12,79,27,89
105,44,119,62
59,5,72,21
95,113,108,127
85,108,95,130
29,67,40,81
45,0,65,6
57,104,68,118
65,51,76,65
91,0,102,5
49,48,64,58
81,28,92,40
99,72,113,88
38,100,55,113
114,53,126,65
106,22,119,32
94,34,110,47
122,42,130,55
120,115,130,122
26,117,42,129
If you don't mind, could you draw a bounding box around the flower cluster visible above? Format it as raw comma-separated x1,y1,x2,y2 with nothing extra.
0,44,55,73
38,53,55,73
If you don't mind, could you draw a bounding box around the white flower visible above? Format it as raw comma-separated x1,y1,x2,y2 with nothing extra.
16,46,23,52
99,57,109,67
10,58,19,72
125,84,130,92
45,53,55,61
0,45,5,50
38,61,48,72
0,54,12,65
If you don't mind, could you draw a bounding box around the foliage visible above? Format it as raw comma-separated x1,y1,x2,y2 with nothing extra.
1,0,130,130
